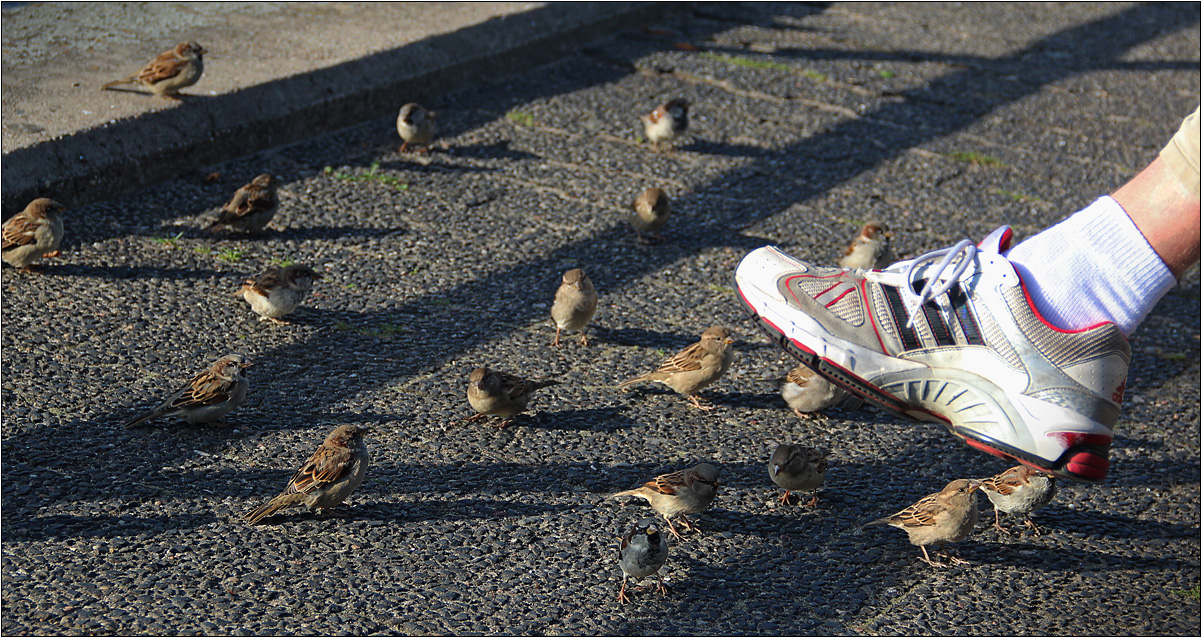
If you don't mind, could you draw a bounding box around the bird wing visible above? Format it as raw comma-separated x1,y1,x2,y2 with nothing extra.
785,366,818,388
166,369,232,410
284,444,355,495
887,493,942,528
242,268,283,297
136,49,188,84
978,467,1025,495
1,214,40,250
653,341,706,374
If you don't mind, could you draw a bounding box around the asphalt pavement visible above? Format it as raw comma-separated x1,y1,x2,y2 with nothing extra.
2,2,1200,636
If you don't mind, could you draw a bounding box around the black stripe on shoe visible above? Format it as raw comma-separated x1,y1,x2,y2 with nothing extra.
920,301,956,346
881,285,921,351
949,285,985,346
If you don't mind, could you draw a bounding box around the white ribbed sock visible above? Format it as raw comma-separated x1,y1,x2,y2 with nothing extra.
1003,196,1176,336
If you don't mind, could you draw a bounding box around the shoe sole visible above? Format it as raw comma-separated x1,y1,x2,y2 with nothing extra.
736,287,1106,483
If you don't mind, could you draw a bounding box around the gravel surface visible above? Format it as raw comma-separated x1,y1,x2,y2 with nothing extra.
3,2,1199,636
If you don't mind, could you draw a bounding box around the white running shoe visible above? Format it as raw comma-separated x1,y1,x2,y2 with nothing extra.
735,227,1128,482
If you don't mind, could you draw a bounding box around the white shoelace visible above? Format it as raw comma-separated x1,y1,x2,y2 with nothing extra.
900,239,977,329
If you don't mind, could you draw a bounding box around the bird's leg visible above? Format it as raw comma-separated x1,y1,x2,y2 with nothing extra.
688,395,717,411
493,418,516,429
1023,516,1043,536
654,576,668,597
552,327,562,347
777,489,793,506
677,514,700,533
940,546,969,566
43,250,62,258
399,142,410,154
919,546,947,568
618,575,631,605
993,508,1010,534
461,413,490,426
662,516,684,541
578,332,589,347
806,490,821,509
261,316,293,325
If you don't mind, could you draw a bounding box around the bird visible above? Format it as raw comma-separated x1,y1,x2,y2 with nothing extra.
840,221,895,270
245,424,370,525
781,365,861,418
609,463,721,540
396,103,436,153
976,465,1058,535
767,443,827,508
122,353,252,428
465,367,559,428
863,479,981,568
238,264,323,324
551,268,598,347
643,98,689,149
207,174,278,233
101,42,207,99
618,326,734,410
2,198,65,270
618,517,669,605
629,187,671,244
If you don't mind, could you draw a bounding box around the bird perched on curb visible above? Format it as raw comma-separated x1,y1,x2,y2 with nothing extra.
2,198,65,270
618,326,734,410
207,174,278,233
238,264,322,324
396,103,436,153
122,353,252,428
618,517,669,605
840,221,894,270
551,268,598,347
767,443,827,508
643,98,689,149
465,367,559,428
245,424,370,525
977,465,1057,535
610,463,721,540
863,479,981,568
629,187,671,244
781,365,862,418
101,42,207,99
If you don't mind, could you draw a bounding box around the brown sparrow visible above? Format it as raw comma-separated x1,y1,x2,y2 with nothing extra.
238,265,322,324
2,198,65,269
465,367,560,428
396,103,437,153
245,425,370,524
551,268,598,346
618,326,734,410
840,221,895,270
781,365,861,417
977,465,1057,535
629,187,671,243
610,463,721,539
767,443,827,507
102,42,207,99
123,354,252,428
207,174,278,233
618,517,669,605
643,98,689,149
864,479,981,567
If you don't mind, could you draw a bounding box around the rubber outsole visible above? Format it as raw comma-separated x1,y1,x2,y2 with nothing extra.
736,287,1108,483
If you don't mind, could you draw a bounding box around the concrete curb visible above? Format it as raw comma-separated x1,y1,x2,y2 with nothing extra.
1,2,678,217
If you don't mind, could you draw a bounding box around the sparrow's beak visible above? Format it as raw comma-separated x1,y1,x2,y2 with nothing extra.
967,481,982,492
241,361,254,369
725,338,734,345
199,47,209,55
646,526,658,536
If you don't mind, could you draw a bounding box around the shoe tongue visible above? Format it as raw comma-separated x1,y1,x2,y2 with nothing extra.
978,226,1014,253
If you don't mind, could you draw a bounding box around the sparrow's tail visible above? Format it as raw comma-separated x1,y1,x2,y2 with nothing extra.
101,77,136,90
859,517,892,530
616,374,649,389
608,488,647,501
122,408,166,429
244,494,296,525
532,380,561,391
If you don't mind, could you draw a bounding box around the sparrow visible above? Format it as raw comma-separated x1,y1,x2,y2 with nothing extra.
839,221,895,270
781,365,862,418
618,326,734,410
238,264,323,324
396,103,437,153
2,198,65,269
643,98,689,149
465,367,560,428
609,463,721,539
767,443,827,508
551,268,598,347
863,479,981,568
101,42,207,99
245,424,370,525
618,517,669,605
207,174,278,233
629,187,671,243
122,353,252,428
977,465,1058,535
